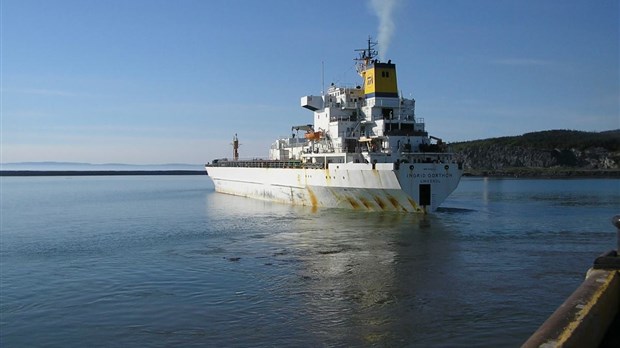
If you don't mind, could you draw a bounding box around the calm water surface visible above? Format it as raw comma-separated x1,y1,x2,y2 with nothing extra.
1,176,619,347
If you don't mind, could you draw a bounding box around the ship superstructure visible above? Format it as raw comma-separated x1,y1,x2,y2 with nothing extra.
206,39,462,213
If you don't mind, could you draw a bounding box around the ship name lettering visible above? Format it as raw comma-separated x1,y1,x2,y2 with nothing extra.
420,179,441,184
408,173,452,179
427,173,453,178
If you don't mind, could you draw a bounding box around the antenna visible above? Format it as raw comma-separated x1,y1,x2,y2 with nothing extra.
321,61,325,96
354,36,378,74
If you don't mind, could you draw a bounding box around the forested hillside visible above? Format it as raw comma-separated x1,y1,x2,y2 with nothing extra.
451,130,620,176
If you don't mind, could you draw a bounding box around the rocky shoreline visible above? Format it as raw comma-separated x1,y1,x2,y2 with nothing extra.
463,168,620,178
452,130,619,178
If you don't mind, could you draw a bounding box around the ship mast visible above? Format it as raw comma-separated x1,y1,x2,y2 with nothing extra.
232,134,239,161
354,36,378,75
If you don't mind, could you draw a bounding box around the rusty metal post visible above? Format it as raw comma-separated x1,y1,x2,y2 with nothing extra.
593,216,620,269
614,215,620,255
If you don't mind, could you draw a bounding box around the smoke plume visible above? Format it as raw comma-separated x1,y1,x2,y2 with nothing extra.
370,0,399,61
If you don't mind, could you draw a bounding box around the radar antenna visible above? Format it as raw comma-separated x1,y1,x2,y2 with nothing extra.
354,36,378,74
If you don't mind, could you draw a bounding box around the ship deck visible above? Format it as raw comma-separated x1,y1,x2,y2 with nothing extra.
207,159,305,169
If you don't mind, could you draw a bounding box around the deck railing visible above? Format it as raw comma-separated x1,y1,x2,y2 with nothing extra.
207,159,303,169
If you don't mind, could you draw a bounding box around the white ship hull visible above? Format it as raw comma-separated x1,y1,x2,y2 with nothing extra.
206,161,461,213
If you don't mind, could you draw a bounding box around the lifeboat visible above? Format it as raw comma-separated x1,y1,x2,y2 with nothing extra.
304,131,322,141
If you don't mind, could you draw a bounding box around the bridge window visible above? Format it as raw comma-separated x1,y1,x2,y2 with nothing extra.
381,108,393,119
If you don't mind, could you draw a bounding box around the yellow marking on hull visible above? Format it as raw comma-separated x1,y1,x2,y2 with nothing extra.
373,196,387,210
327,187,342,200
346,197,361,209
307,187,318,208
407,198,419,210
386,195,401,210
359,197,373,210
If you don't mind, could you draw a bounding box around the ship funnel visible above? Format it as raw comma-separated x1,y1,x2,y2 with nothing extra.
355,37,399,98
362,60,398,98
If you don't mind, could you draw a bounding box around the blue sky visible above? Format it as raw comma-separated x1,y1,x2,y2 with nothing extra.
2,0,618,164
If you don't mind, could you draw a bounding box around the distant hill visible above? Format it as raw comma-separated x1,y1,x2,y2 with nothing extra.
451,129,620,177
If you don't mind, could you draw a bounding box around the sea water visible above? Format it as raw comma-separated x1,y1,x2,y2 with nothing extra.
1,176,618,347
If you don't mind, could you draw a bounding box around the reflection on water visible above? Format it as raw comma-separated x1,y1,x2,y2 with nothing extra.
199,178,619,346
203,191,466,345
1,176,619,347
285,213,456,345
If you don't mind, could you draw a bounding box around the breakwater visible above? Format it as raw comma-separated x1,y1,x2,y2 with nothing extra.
0,170,206,176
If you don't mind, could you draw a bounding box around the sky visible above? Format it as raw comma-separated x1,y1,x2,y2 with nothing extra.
1,0,618,164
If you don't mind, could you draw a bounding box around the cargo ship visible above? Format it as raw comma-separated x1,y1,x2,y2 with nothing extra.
206,39,462,213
